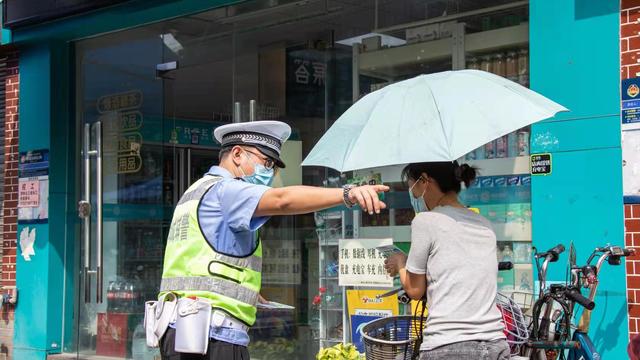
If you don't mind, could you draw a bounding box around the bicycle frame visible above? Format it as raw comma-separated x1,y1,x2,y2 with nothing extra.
567,246,631,360
523,244,567,360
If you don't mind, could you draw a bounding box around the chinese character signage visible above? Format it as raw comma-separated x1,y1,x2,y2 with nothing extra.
18,149,49,224
530,153,552,176
97,90,143,113
347,289,399,353
262,240,302,285
98,90,144,174
164,119,225,147
623,77,640,130
338,238,394,287
19,180,40,208
286,46,327,118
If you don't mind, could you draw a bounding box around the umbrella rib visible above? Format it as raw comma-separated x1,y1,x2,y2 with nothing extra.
424,76,451,160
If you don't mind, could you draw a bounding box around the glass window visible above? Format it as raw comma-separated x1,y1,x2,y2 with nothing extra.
72,1,530,358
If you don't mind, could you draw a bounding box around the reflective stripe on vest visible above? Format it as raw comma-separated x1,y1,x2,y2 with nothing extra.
160,175,263,326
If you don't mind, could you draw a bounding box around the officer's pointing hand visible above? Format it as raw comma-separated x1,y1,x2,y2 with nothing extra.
347,185,389,215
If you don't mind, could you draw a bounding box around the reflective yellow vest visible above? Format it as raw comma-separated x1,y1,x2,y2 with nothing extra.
159,175,263,326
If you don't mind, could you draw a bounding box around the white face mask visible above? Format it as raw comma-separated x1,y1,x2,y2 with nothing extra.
408,178,428,213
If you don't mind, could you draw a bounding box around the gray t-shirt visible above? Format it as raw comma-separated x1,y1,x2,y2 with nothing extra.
405,206,506,351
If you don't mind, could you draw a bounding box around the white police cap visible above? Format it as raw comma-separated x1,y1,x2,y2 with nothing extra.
214,120,292,168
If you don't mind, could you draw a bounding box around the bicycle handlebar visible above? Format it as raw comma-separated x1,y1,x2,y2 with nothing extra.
566,287,595,310
537,244,565,262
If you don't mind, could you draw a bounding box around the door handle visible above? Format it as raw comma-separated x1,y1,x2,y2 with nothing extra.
95,121,103,304
79,121,103,303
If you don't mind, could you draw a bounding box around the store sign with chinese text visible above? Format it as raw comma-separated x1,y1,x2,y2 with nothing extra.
18,149,49,224
622,77,640,130
98,90,144,174
338,238,393,287
286,46,327,118
165,119,225,147
530,153,552,176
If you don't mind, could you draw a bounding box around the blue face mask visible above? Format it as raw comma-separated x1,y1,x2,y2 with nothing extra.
240,152,275,187
408,178,428,213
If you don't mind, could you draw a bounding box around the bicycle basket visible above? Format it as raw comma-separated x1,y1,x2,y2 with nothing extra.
361,316,424,360
496,292,529,354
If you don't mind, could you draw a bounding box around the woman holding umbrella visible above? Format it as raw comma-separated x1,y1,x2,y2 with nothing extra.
384,160,509,360
301,70,567,359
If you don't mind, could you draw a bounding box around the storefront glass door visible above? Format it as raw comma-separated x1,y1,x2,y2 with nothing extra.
74,28,168,359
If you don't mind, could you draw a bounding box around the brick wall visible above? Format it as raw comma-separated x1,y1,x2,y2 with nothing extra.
0,52,19,360
622,1,640,78
627,205,640,336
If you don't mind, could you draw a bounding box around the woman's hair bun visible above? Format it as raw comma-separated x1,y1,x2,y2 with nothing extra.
454,162,477,187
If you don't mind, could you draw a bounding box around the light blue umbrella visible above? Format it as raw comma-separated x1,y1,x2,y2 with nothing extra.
302,70,568,172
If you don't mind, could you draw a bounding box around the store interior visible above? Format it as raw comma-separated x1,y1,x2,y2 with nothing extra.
74,0,533,358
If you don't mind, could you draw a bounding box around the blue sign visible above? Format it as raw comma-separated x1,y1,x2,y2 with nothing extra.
622,77,640,125
350,315,379,353
19,149,49,177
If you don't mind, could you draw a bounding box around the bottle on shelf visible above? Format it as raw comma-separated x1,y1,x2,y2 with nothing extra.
507,132,519,158
491,53,506,77
506,51,518,83
484,140,496,159
517,128,530,156
518,48,529,87
480,55,492,73
501,245,514,262
496,135,508,159
107,281,116,312
467,57,479,70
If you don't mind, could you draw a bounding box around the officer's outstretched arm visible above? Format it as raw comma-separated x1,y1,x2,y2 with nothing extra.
254,184,388,217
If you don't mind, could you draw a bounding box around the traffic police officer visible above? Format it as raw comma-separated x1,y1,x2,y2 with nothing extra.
158,120,388,359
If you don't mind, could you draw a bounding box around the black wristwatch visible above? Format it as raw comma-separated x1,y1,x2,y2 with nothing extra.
342,184,356,208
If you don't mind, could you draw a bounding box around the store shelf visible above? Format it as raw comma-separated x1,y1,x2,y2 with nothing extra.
358,23,528,79
320,240,340,246
316,338,344,343
463,156,530,177
493,222,532,242
354,156,529,184
466,23,529,54
359,225,411,242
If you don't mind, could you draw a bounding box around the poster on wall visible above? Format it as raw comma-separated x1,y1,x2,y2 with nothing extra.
622,77,640,130
338,238,394,287
623,129,640,199
346,289,399,353
18,149,49,224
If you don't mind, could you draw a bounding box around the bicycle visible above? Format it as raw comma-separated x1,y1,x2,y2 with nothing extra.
518,243,632,360
566,244,633,360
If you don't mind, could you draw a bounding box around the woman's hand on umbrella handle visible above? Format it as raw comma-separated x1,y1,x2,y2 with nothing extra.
348,185,389,215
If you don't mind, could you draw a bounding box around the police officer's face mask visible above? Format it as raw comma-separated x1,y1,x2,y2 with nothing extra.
238,151,275,187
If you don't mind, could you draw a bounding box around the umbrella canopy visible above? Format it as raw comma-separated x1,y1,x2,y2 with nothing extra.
301,70,568,172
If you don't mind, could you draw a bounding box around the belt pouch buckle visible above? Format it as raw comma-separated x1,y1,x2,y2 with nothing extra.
174,298,212,354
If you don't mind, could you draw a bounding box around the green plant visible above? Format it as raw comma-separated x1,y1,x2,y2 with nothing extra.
316,343,364,360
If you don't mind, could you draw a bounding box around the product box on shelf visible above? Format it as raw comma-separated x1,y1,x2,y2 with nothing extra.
497,268,515,292
96,312,143,358
514,264,533,292
513,242,533,263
